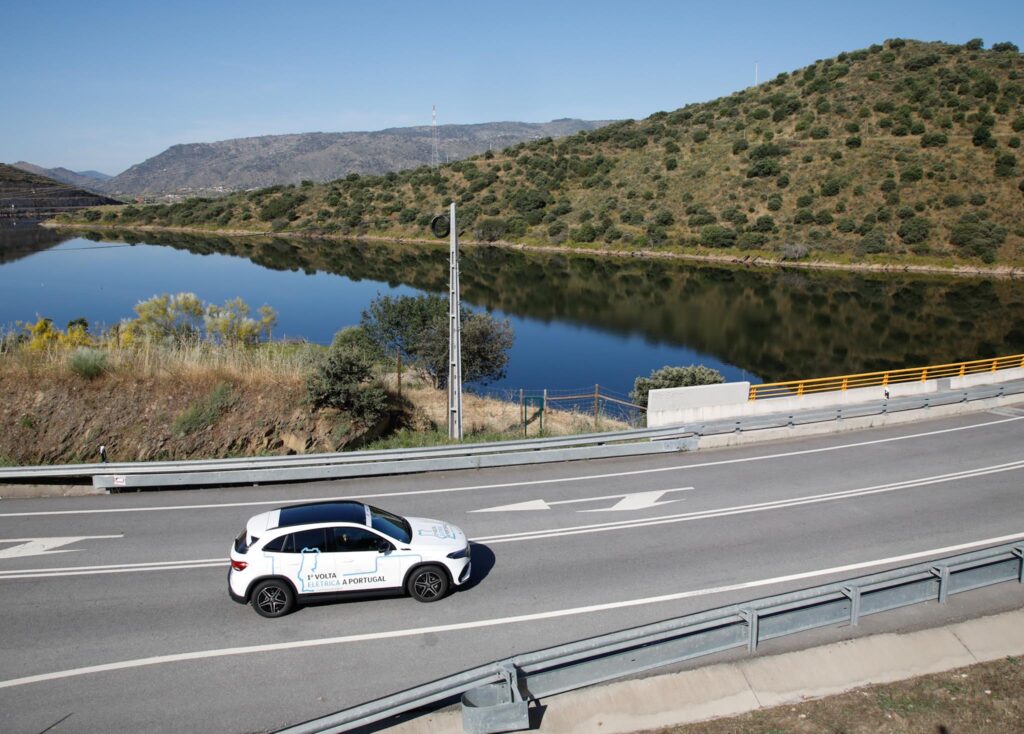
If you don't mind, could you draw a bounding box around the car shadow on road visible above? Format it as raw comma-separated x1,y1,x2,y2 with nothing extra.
459,542,496,592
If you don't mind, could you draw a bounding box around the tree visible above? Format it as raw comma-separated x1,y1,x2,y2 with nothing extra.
204,298,277,345
128,293,204,345
360,294,514,388
630,365,725,408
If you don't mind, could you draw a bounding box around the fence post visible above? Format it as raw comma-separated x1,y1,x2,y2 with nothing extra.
594,384,600,428
520,389,525,438
396,347,402,398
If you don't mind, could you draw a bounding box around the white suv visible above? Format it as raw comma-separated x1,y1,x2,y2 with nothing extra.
228,501,471,617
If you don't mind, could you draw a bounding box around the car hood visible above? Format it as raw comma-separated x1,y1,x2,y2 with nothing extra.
405,516,467,551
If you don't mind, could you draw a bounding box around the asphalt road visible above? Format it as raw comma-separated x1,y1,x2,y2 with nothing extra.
2,407,1024,733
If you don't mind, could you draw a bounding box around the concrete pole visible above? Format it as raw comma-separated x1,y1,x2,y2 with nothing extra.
447,203,463,440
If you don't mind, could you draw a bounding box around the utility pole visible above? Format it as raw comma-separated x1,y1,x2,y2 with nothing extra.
447,202,463,440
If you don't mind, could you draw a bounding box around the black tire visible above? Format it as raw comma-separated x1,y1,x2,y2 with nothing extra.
407,565,449,603
251,579,295,618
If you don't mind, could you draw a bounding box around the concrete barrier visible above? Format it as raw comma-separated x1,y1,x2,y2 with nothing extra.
647,367,1024,427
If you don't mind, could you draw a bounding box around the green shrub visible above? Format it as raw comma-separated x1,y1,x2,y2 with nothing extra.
943,194,965,207
900,166,923,183
68,348,108,379
766,195,783,211
809,126,829,139
845,135,862,149
306,343,389,425
861,229,887,254
692,129,709,143
173,382,235,436
821,178,843,197
737,231,767,249
699,225,737,248
837,218,856,233
949,213,1007,262
732,139,750,155
965,38,984,51
814,210,834,225
474,217,508,242
630,365,725,407
897,216,931,244
793,209,815,224
752,215,775,232
995,154,1017,177
970,193,987,206
921,132,948,148
82,210,102,222
992,42,1019,52
796,194,815,207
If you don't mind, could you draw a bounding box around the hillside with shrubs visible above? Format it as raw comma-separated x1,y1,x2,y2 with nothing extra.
62,38,1024,267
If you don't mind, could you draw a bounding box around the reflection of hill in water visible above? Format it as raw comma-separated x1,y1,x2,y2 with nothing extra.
86,230,1024,383
0,223,72,264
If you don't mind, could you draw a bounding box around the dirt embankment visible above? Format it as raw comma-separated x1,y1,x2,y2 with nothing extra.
0,371,363,465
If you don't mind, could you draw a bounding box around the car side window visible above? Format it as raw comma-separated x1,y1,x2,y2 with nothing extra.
331,526,389,552
291,528,328,553
262,535,285,552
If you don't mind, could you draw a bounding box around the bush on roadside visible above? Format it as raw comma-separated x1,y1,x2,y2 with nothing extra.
68,348,108,380
306,340,390,425
630,365,725,408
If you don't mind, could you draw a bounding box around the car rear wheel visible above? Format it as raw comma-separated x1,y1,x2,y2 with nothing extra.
252,579,295,618
408,565,449,602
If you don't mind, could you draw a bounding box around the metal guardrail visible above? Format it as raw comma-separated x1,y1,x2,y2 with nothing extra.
277,539,1024,734
2,380,1023,490
750,353,1024,400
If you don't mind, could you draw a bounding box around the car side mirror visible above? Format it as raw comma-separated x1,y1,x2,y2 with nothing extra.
375,539,393,554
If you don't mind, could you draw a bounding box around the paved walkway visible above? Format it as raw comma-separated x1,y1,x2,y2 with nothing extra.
392,608,1024,733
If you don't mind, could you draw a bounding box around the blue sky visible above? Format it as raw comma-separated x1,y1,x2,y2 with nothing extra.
3,0,1022,174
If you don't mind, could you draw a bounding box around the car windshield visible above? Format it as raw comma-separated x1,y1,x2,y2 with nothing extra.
368,505,412,544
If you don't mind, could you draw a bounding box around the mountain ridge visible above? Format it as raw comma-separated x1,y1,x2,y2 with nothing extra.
101,119,614,197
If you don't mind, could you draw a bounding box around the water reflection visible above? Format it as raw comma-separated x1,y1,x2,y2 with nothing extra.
72,229,1024,384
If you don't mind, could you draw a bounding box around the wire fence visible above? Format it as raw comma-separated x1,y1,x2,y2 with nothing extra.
470,383,646,432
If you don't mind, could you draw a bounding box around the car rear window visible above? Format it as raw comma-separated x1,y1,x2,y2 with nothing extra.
234,529,255,554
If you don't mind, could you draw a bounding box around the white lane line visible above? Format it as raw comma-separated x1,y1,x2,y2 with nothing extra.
6,459,1022,579
3,415,1022,519
473,459,1024,544
0,532,1021,691
0,558,225,580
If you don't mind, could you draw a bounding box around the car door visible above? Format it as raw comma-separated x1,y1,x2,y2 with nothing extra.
329,525,403,591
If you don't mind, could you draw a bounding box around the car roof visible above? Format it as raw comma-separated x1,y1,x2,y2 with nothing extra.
273,501,367,529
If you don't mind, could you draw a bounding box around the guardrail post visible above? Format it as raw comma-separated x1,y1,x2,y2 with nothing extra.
842,585,862,626
740,609,759,652
461,663,529,734
1013,546,1024,583
932,565,951,604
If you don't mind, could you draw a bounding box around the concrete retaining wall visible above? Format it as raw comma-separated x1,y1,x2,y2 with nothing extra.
647,367,1024,427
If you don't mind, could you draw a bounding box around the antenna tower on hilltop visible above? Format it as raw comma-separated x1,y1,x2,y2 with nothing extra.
431,105,440,168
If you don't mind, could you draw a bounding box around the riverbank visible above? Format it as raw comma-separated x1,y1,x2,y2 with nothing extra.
44,221,1024,280
0,343,616,466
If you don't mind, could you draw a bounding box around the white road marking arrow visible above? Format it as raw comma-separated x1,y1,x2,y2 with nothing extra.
471,488,693,513
0,535,123,560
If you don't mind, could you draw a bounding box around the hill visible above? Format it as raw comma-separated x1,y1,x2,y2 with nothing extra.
64,39,1024,266
12,162,113,194
101,119,613,197
0,163,121,219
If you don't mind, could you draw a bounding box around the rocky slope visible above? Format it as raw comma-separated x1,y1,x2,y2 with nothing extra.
102,119,612,196
0,163,121,218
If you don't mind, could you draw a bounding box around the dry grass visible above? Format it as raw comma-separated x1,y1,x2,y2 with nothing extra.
643,656,1024,734
0,339,312,386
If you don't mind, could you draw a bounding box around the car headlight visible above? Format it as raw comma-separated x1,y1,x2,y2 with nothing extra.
447,545,470,560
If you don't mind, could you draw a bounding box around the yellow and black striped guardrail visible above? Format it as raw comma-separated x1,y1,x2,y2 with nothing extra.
749,354,1024,400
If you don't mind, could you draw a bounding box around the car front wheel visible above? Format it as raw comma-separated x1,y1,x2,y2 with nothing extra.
251,579,295,618
407,565,449,602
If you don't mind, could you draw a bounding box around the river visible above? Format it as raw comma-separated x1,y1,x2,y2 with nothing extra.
2,224,1023,398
